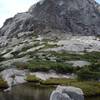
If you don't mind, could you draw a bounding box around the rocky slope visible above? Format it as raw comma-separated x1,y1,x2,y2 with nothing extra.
0,32,100,69
0,0,100,39
0,0,100,69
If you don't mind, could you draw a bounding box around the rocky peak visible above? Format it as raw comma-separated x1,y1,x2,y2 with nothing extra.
0,0,100,38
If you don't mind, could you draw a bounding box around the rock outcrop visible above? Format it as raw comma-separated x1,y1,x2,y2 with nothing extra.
0,0,100,39
50,85,84,100
0,68,27,87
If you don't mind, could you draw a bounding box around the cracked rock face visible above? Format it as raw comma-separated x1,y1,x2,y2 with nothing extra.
0,0,100,38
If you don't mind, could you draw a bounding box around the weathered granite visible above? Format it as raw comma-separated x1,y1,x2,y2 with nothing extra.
50,85,84,100
0,68,28,87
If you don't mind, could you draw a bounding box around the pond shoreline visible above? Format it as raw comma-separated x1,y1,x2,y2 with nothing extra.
0,83,100,100
0,68,100,97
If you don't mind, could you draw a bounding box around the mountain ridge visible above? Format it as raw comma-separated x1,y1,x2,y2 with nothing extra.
0,0,100,38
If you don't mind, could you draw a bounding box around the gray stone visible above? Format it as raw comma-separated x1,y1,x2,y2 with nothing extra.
3,53,14,59
50,91,71,100
67,61,90,67
0,68,28,88
50,85,84,100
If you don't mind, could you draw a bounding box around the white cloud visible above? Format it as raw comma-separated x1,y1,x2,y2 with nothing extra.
0,0,40,27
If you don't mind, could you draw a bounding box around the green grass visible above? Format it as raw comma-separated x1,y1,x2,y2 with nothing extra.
43,43,58,49
41,78,77,85
77,63,100,81
25,77,100,96
27,60,73,73
77,69,100,80
48,51,83,61
14,51,100,81
82,52,100,63
43,51,100,63
41,78,100,96
71,81,100,96
32,51,100,63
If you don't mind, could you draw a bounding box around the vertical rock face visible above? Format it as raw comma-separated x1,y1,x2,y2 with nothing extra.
30,0,100,35
0,0,100,38
50,85,84,100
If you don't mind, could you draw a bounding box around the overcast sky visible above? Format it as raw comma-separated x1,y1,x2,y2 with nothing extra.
0,0,40,27
0,0,100,28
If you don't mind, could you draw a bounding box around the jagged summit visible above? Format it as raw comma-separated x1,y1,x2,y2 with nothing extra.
0,0,100,38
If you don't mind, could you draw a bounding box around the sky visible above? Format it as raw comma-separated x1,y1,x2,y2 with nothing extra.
0,0,40,27
0,0,100,27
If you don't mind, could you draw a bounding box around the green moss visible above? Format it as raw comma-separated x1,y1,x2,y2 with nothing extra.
26,75,41,83
41,78,100,96
25,77,100,96
43,43,58,49
70,81,100,96
41,78,77,85
0,77,8,90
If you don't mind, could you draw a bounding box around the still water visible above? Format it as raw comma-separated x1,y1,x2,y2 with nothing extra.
0,83,100,100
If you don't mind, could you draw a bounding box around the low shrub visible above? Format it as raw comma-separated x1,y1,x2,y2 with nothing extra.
77,65,100,81
27,60,74,73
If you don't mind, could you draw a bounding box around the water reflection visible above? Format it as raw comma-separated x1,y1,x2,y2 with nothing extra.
0,84,53,100
0,83,100,100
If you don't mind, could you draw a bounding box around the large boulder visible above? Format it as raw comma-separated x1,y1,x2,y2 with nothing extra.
0,68,28,87
50,85,84,100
